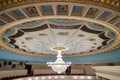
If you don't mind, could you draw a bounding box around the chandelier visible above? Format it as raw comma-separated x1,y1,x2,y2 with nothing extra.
47,50,71,73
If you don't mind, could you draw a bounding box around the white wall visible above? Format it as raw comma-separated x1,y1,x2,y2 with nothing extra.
92,66,120,80
72,64,95,75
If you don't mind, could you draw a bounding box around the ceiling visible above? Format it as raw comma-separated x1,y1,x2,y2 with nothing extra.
2,19,117,56
0,0,120,63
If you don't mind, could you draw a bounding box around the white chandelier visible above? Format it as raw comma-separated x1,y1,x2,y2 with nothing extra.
47,51,71,73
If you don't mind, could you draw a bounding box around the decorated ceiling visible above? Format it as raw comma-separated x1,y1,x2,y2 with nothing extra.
1,19,117,56
0,0,120,62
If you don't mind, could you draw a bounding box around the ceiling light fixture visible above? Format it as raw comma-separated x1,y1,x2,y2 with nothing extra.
47,50,71,73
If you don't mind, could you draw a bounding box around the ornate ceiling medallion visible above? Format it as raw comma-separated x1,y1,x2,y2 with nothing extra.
0,17,119,57
51,47,67,51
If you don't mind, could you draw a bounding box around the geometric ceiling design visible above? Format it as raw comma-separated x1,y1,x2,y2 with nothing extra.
0,0,120,62
1,19,117,56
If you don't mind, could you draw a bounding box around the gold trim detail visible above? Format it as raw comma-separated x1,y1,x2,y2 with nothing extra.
51,47,67,51
0,16,120,57
0,0,120,12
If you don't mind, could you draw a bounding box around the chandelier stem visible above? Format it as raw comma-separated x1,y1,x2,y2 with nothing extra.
57,51,62,58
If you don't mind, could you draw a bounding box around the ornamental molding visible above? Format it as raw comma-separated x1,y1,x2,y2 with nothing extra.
0,0,120,12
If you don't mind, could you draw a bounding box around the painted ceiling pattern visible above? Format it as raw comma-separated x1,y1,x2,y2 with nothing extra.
0,2,119,29
0,1,119,62
1,19,116,56
0,2,120,28
0,0,120,12
0,2,119,56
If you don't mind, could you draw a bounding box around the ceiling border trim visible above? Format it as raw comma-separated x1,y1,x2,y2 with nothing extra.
0,0,120,12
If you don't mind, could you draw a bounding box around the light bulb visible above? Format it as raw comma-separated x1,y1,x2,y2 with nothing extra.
73,76,78,79
80,76,84,79
87,76,92,79
48,76,52,79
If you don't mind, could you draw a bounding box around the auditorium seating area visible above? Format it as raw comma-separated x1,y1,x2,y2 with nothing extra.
0,60,96,80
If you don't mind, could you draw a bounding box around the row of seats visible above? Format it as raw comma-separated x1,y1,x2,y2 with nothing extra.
0,70,27,79
33,69,84,75
0,61,25,70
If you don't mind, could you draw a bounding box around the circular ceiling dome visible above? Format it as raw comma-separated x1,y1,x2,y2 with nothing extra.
1,18,119,56
0,0,120,62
